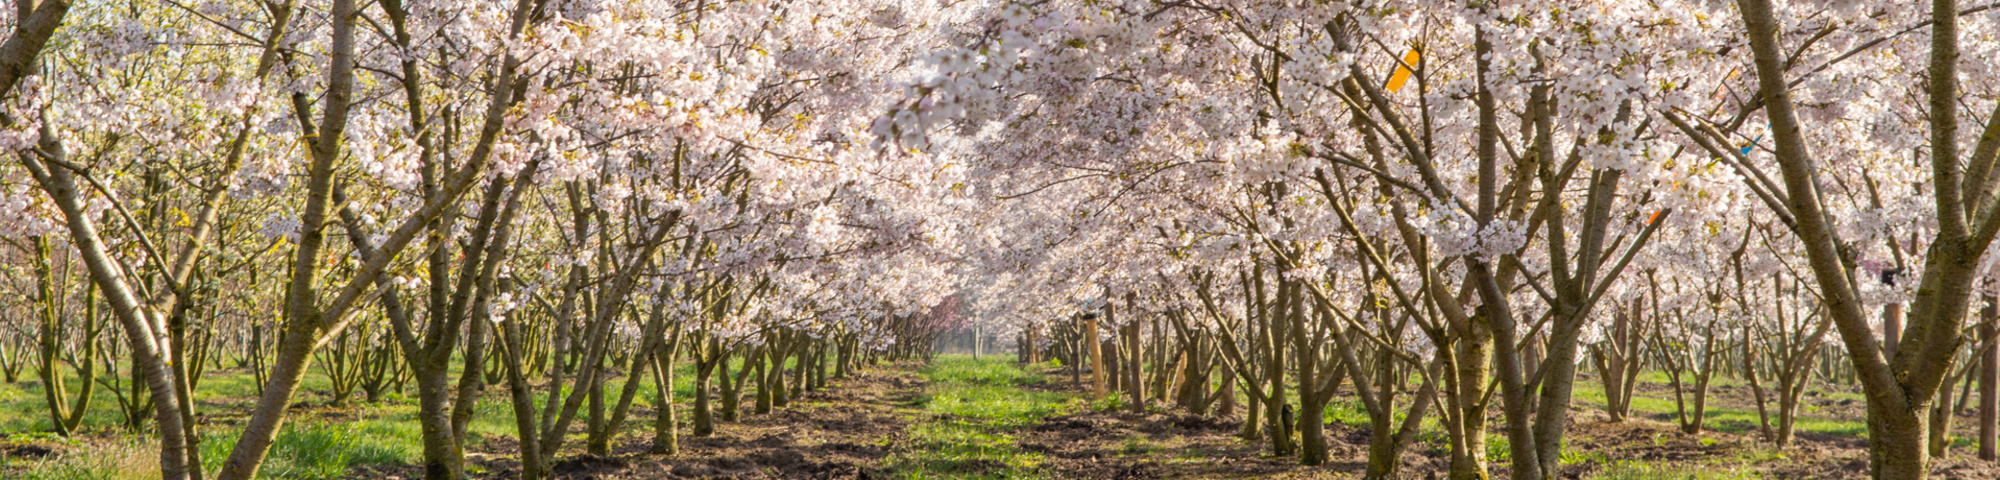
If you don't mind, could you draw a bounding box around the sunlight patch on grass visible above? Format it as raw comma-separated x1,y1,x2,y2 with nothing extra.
888,355,1082,479
199,416,419,479
6,437,159,480
1589,460,1763,480
1572,379,1867,438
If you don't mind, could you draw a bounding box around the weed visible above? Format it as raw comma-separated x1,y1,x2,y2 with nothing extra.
1560,447,1607,466
1119,434,1161,455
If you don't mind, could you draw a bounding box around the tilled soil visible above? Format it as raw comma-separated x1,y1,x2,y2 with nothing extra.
343,364,2000,479
351,366,923,479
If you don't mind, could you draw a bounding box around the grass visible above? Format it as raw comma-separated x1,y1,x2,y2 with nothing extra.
1569,376,1867,438
1325,397,1371,428
6,436,160,480
0,352,738,479
0,353,1882,479
3,417,419,480
918,357,1079,428
888,355,1086,479
1589,459,1765,480
198,417,420,480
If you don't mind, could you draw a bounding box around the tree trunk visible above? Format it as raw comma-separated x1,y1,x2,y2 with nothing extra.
1085,312,1106,400
1448,329,1492,480
1263,283,1292,457
693,350,718,437
1869,401,1933,480
23,123,193,480
754,351,773,415
1931,392,1956,457
497,313,545,480
1744,332,1774,438
650,338,681,455
719,350,742,422
1124,321,1143,413
601,312,669,455
415,365,462,479
1885,302,1903,362
1297,399,1329,465
1982,296,1997,461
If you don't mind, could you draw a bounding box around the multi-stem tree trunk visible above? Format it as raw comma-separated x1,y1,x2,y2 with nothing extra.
1261,271,1294,457
1718,0,2000,477
22,131,193,480
1590,301,1646,423
29,239,98,436
599,308,670,455
1329,313,1438,480
1282,280,1336,466
1189,269,1272,446
526,215,677,472
339,151,535,480
1657,313,1719,434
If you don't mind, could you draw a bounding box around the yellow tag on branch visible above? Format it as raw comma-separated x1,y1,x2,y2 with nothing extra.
1386,49,1420,93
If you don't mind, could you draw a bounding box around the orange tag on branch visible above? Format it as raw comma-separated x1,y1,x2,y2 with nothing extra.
1386,49,1421,93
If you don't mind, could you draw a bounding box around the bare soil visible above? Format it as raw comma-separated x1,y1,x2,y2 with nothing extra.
348,364,2000,479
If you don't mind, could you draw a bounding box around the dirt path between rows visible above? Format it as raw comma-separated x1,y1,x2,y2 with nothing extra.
563,367,925,480
351,362,2000,479
352,364,923,480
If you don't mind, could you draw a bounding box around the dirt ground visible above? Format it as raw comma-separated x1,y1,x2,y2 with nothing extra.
341,363,2000,480
348,367,925,479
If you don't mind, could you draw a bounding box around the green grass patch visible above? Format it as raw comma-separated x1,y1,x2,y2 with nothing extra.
6,414,418,480
196,414,420,479
889,355,1084,479
4,437,157,480
1589,459,1763,480
1571,378,1866,438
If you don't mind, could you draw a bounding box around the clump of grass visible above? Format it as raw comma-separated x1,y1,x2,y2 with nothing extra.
916,356,1080,429
1324,398,1371,428
8,402,419,480
1590,460,1762,480
1571,380,1867,440
1486,435,1509,461
1119,434,1161,455
1732,445,1786,463
890,354,1083,479
1560,446,1607,466
9,437,159,480
286,420,417,476
923,355,1047,387
198,416,419,479
898,421,1044,479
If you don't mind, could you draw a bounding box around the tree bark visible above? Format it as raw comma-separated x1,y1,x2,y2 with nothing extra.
1085,311,1106,401
20,134,192,480
1983,296,1997,460
650,326,684,454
